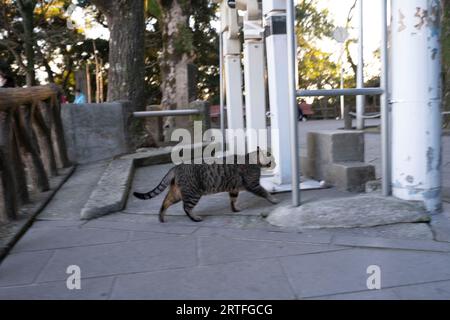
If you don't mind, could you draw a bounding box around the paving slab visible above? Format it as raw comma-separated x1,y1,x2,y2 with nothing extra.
280,248,450,298
391,280,450,299
82,219,198,235
194,227,332,244
11,227,129,253
328,223,433,241
333,235,450,252
0,251,53,287
0,276,114,300
198,236,344,266
38,162,108,221
309,289,400,300
268,195,430,229
29,220,86,229
111,259,295,300
36,237,197,283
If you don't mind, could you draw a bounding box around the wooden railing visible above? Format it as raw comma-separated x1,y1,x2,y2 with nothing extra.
0,84,70,223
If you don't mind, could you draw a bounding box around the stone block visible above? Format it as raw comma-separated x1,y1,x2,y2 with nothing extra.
62,102,131,164
326,162,376,192
307,130,365,163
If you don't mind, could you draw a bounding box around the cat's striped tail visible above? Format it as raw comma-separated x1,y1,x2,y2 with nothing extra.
133,167,175,200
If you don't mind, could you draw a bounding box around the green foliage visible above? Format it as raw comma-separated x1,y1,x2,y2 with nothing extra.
296,0,339,90
146,0,162,19
144,0,218,104
0,0,109,95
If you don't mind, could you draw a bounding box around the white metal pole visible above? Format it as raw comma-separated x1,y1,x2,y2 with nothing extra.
356,0,365,130
340,44,345,120
390,0,442,213
262,0,293,187
219,31,226,150
380,0,390,196
287,0,300,206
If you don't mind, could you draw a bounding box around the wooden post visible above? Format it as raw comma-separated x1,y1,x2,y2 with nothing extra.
0,110,18,221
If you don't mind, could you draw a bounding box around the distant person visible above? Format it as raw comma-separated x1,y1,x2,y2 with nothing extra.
74,89,86,104
298,99,305,121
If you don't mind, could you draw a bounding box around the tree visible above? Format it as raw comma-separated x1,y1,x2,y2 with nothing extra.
16,0,37,86
145,0,219,106
89,0,146,111
296,0,339,90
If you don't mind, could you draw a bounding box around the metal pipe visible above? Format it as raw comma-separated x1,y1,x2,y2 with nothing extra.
356,0,365,130
297,88,384,97
219,31,226,150
133,109,201,118
380,0,390,196
286,0,300,207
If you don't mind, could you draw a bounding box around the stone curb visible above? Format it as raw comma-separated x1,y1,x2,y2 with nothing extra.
0,167,76,262
267,195,430,229
79,149,173,220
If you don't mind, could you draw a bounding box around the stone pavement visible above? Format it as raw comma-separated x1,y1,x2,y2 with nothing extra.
0,120,450,300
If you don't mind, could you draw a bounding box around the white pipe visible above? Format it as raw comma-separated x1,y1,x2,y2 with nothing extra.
390,0,442,213
263,0,293,186
356,0,365,130
219,32,225,149
286,0,300,206
380,0,390,196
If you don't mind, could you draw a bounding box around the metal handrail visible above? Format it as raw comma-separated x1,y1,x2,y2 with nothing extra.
349,112,381,119
133,109,201,118
297,88,384,97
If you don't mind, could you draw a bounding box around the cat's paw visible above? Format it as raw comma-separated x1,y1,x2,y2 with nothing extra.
268,197,280,205
231,205,242,213
189,215,203,222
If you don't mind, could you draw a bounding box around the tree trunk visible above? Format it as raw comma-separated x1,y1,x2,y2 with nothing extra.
17,0,37,86
157,0,194,141
92,0,145,110
91,0,150,148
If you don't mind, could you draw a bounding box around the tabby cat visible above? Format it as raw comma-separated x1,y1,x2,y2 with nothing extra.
133,149,279,223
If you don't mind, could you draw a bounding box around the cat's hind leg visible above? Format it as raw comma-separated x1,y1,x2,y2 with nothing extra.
182,194,203,222
159,183,181,223
229,191,241,212
246,184,279,204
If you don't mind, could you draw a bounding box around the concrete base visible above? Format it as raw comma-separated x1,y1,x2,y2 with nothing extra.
326,162,376,193
302,131,375,193
267,195,430,229
260,177,325,193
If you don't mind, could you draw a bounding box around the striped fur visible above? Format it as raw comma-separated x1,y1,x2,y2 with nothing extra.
133,149,278,223
133,167,175,200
